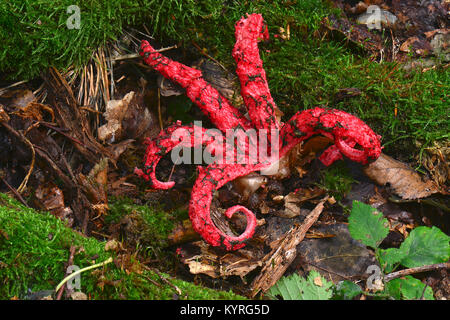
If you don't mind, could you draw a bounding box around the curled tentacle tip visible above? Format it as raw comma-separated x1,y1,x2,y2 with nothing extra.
140,39,150,47
151,179,175,190
225,205,255,220
224,205,257,240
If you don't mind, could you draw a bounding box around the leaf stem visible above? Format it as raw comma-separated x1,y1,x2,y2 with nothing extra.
55,257,113,293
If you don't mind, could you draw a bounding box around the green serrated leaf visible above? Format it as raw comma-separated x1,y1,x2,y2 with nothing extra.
301,270,334,300
267,273,303,300
267,270,334,300
334,280,363,300
398,226,450,268
378,247,408,273
348,201,389,249
386,276,434,300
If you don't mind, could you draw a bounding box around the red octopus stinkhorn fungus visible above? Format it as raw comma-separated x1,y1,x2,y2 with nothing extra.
136,13,382,251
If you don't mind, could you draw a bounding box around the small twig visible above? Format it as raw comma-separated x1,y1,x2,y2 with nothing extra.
389,196,450,213
90,230,112,239
0,121,35,194
384,262,450,282
143,275,162,288
108,53,140,61
191,41,227,71
0,177,29,207
100,48,110,103
167,163,176,183
80,106,102,114
109,45,178,62
157,88,163,131
15,137,35,194
56,246,77,300
107,46,115,101
126,26,154,41
142,265,182,296
142,25,152,37
420,283,429,300
304,262,352,282
33,120,86,147
33,83,45,97
115,75,126,83
0,80,29,95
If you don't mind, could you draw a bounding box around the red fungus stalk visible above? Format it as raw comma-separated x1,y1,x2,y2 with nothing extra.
140,40,252,132
137,13,382,250
232,14,280,133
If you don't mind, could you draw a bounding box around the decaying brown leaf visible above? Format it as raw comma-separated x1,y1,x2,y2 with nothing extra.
295,136,332,170
399,36,432,55
106,139,135,161
296,223,378,284
282,195,302,218
334,88,362,102
179,241,264,279
98,91,134,142
363,153,440,199
417,141,449,190
168,219,200,245
278,187,325,218
98,91,155,143
35,183,74,227
5,89,35,108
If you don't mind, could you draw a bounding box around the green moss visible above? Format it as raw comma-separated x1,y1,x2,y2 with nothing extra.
0,193,110,298
0,0,333,78
106,197,174,250
0,0,219,79
0,193,244,300
319,162,356,201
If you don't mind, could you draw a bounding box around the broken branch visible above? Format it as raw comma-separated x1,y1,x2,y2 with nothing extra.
384,262,450,282
250,196,328,297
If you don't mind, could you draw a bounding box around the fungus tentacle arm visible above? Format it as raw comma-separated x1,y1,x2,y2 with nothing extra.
134,122,217,189
189,162,268,250
140,40,252,132
280,108,382,165
232,14,280,132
